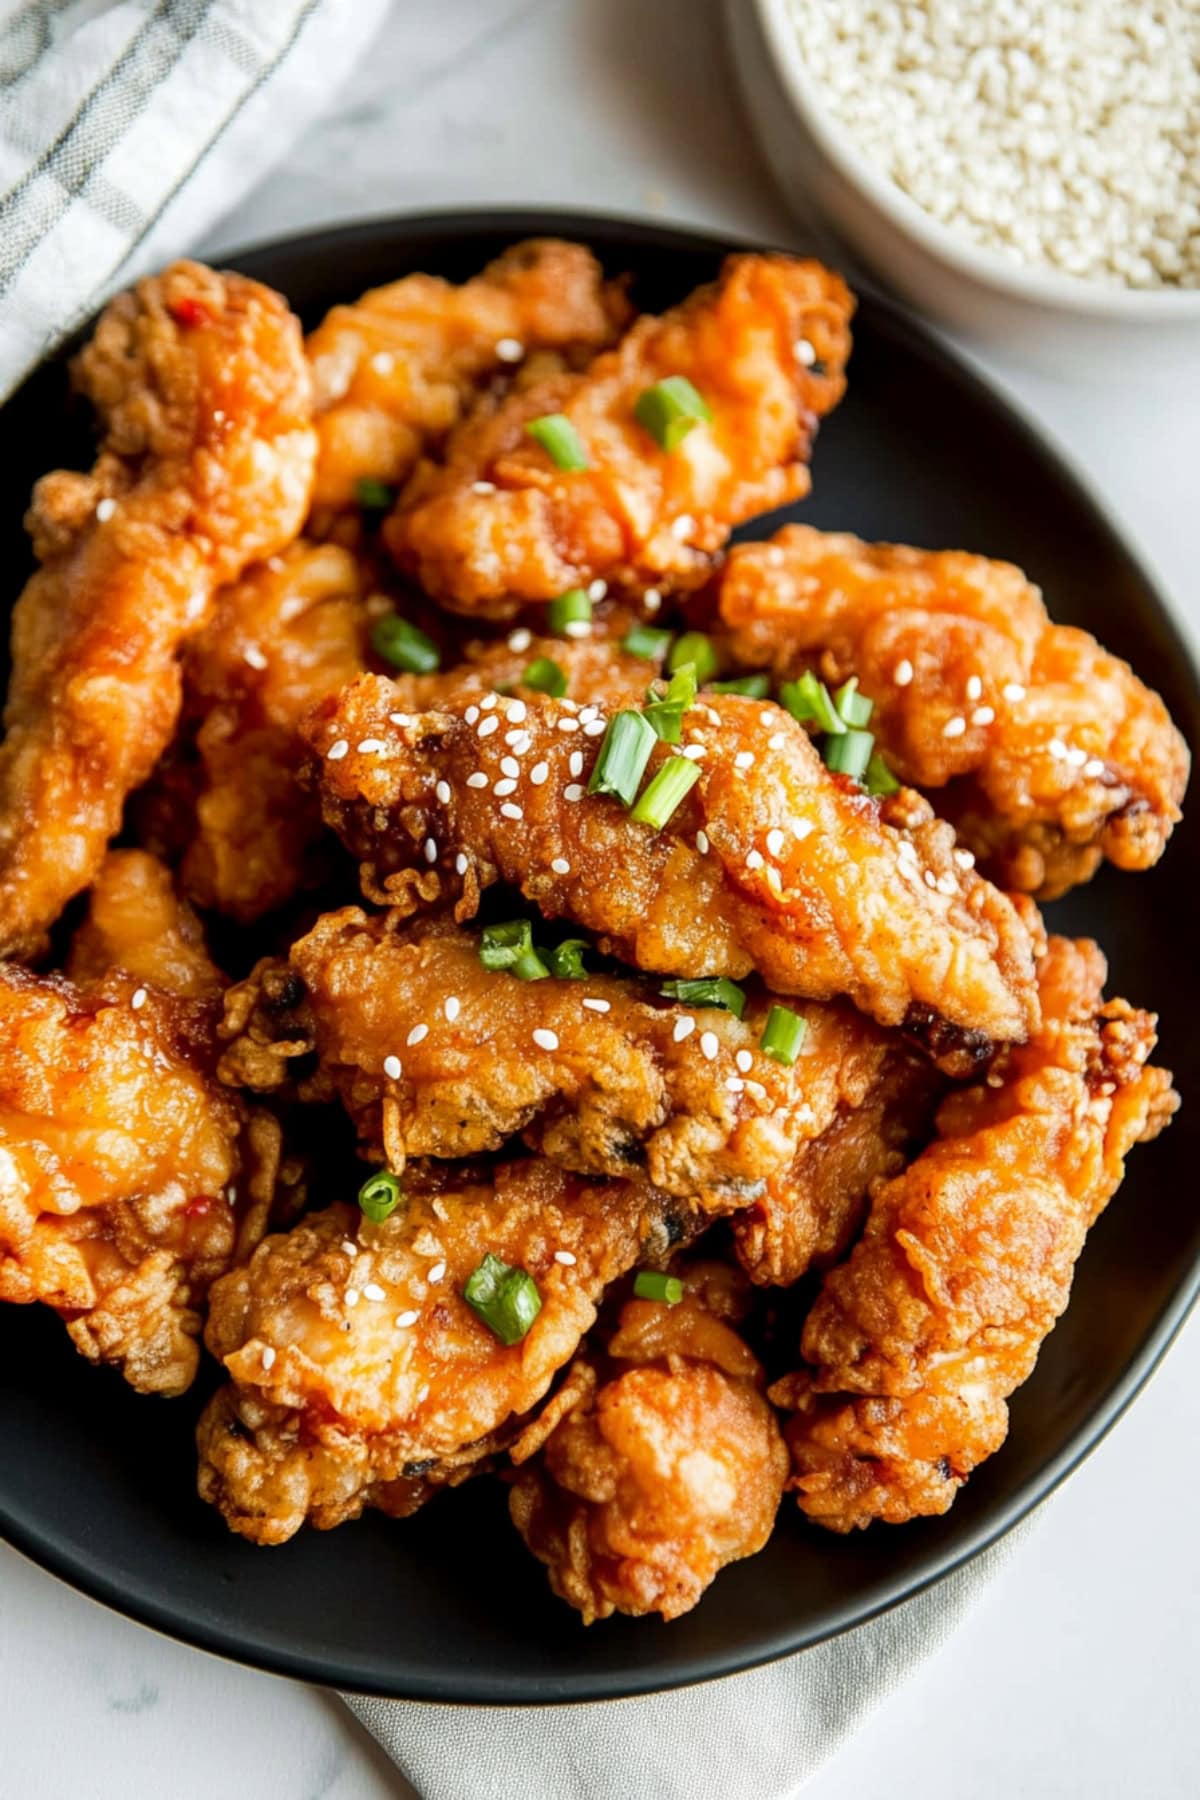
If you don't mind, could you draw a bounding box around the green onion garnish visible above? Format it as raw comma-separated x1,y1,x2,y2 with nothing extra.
634,377,713,452
588,710,657,806
546,588,592,635
780,670,845,735
630,755,700,827
622,623,674,662
760,1004,808,1066
523,656,568,697
544,939,588,980
660,976,746,1018
633,1270,684,1305
644,663,698,743
463,1254,542,1345
709,673,771,698
864,749,900,798
479,920,549,980
834,676,874,728
824,727,875,782
668,632,718,683
369,614,440,675
525,413,589,471
355,477,395,513
358,1170,402,1224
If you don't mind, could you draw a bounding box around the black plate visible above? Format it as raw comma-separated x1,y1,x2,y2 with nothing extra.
0,211,1196,1704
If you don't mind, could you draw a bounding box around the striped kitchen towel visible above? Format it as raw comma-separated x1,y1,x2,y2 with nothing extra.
0,0,388,398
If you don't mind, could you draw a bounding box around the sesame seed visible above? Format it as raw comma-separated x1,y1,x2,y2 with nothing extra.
465,705,480,725
455,852,469,874
1048,738,1069,760
697,704,721,726
726,1075,746,1093
936,873,958,896
423,837,438,863
583,719,607,737
345,1289,360,1307
1084,758,1105,778
407,1024,429,1046
326,738,349,761
530,761,550,785
582,997,611,1013
363,1283,387,1302
564,784,584,801
551,856,571,874
533,1028,559,1051
466,771,489,789
389,712,412,727
561,699,580,712
495,336,524,362
734,751,755,770
471,480,497,495
695,829,710,854
500,801,523,819
565,619,592,640
341,1239,358,1257
643,588,662,613
700,1030,719,1060
759,710,776,728
966,675,983,701
501,757,520,778
557,716,580,732
478,715,499,737
130,987,147,1011
736,1049,753,1073
681,744,706,761
924,869,938,888
943,716,966,739
482,693,498,710
185,590,207,622
954,848,976,870
1067,746,1088,767
672,513,697,541
506,730,533,753
795,337,816,365
396,1309,420,1328
357,738,388,754
898,838,918,862
579,705,600,723
792,818,814,841
435,779,451,803
507,699,528,724
508,628,532,652
765,866,783,897
746,849,764,870
243,644,268,671
261,1346,276,1369
587,579,608,602
555,1250,578,1267
372,350,395,375
383,1055,402,1079
766,827,785,857
745,1079,768,1100
96,497,117,522
673,1015,696,1042
444,996,460,1023
767,732,787,750
1003,682,1027,702
428,1262,446,1284
894,659,914,687
971,706,995,727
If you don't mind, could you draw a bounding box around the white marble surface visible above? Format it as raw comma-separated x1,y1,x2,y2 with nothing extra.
3,2,1199,1796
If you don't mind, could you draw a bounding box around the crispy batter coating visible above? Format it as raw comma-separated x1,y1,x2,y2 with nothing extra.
196,1163,687,1543
712,525,1190,897
385,255,853,617
307,238,630,519
509,1265,787,1621
216,906,904,1211
306,676,1039,1072
771,934,1178,1530
0,262,316,955
67,848,225,1000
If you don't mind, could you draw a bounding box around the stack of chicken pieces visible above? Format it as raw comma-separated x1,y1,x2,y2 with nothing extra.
0,240,1186,1624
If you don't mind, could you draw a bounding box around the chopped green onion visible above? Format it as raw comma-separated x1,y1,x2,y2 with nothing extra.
709,673,771,698
633,1269,684,1305
629,755,700,827
512,948,551,981
780,670,845,735
544,939,588,980
369,614,440,675
355,477,394,512
546,588,592,635
479,919,548,980
644,663,698,743
660,976,746,1019
668,632,718,683
622,623,674,662
834,676,874,727
463,1254,542,1345
864,750,900,798
523,656,568,697
634,377,712,452
588,710,657,806
358,1170,402,1224
525,413,589,471
824,727,875,781
759,1005,808,1066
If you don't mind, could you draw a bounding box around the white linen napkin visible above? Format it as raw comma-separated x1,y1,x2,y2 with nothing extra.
0,6,1045,1790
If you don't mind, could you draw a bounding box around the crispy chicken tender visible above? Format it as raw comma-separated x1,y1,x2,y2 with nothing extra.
509,1264,787,1622
771,934,1177,1530
306,676,1039,1073
306,238,630,520
0,262,316,955
712,525,1190,898
216,906,905,1210
196,1163,687,1543
0,929,277,1395
385,255,853,617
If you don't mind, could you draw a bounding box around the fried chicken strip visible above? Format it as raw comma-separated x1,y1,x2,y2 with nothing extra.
385,255,853,617
216,906,904,1212
196,1163,687,1543
711,525,1190,897
509,1262,787,1622
307,676,1039,1072
0,858,278,1392
307,238,630,522
0,262,316,955
771,934,1177,1530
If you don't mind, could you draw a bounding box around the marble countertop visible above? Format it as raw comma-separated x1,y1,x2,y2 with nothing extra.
3,3,1198,1796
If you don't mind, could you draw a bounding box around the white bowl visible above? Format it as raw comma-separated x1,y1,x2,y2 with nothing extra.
727,0,1200,371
